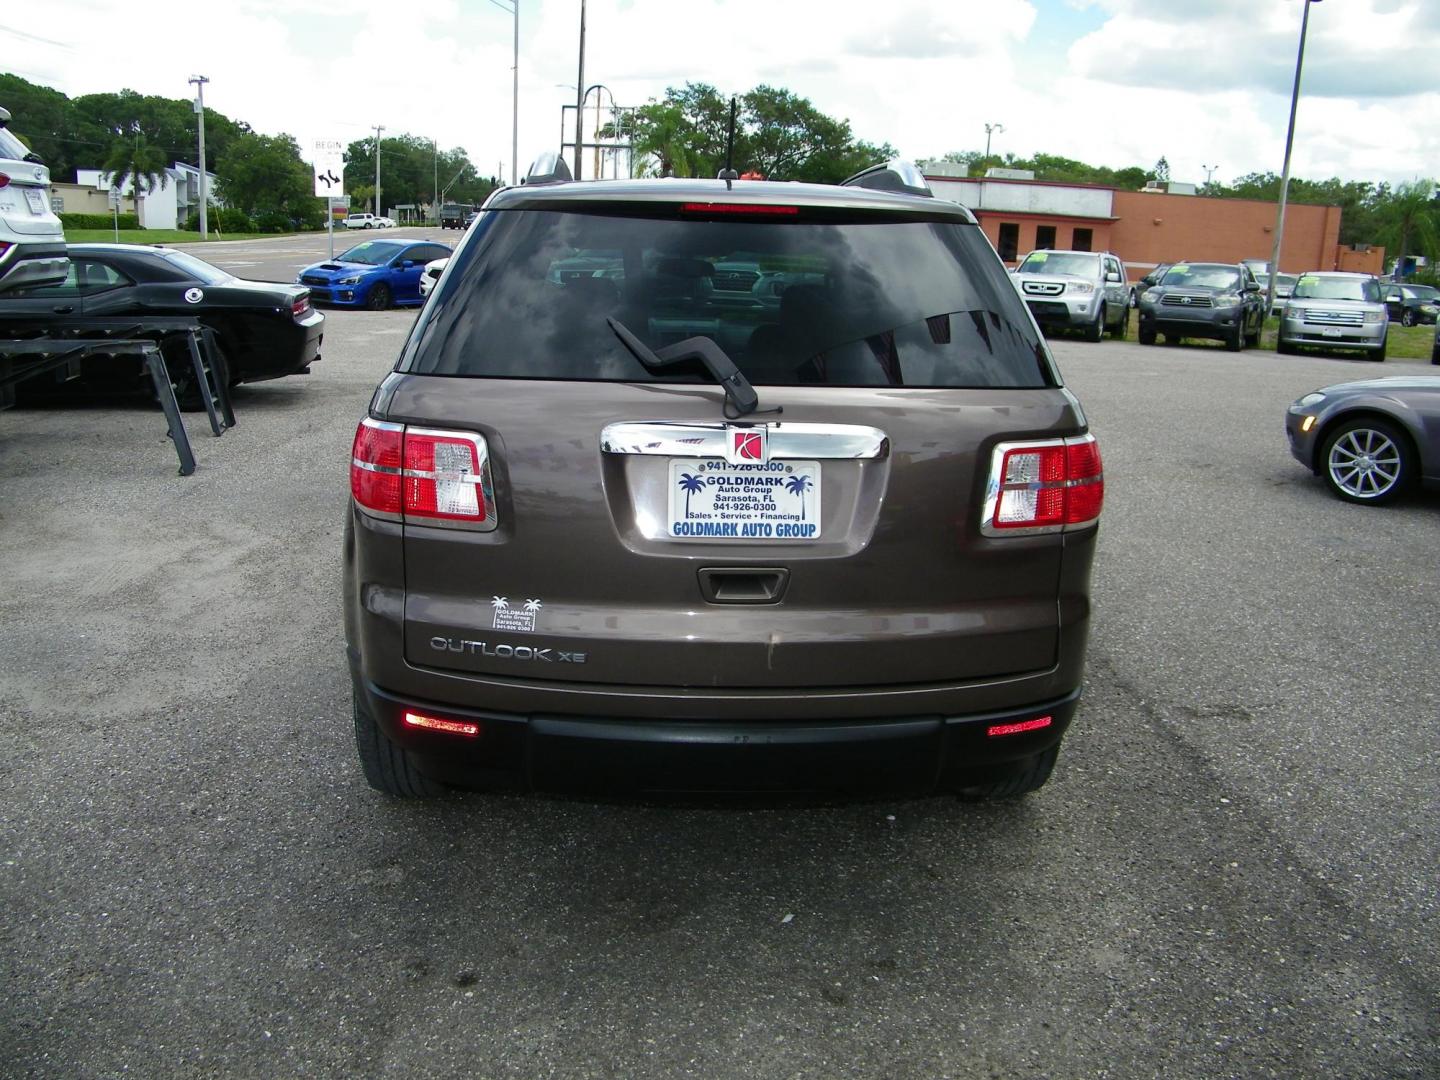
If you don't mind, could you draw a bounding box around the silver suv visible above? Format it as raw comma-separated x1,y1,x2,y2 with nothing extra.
1277,272,1388,361
1011,249,1130,342
0,106,66,291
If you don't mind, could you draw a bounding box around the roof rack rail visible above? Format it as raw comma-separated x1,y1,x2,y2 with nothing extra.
523,152,573,186
840,159,932,198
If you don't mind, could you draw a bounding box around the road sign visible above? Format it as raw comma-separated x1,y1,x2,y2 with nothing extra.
314,161,345,198
312,138,345,198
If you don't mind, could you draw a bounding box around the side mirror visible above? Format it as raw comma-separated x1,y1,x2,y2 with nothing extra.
1245,281,1261,292
1105,272,1120,283
400,260,415,269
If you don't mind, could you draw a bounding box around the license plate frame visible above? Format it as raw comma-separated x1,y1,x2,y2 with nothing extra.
23,187,47,215
1321,328,1342,338
666,458,822,541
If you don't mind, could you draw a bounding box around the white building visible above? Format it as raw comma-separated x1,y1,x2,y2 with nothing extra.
75,162,219,230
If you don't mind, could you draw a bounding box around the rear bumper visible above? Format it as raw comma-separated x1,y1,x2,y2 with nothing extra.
350,664,1080,796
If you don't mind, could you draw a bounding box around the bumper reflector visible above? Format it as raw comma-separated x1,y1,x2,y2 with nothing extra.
403,710,480,738
986,715,1053,738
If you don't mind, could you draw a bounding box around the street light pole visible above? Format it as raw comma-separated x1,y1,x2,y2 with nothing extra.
513,0,519,186
574,0,587,180
984,122,1004,164
433,137,439,224
1267,0,1322,316
188,75,209,239
373,125,385,217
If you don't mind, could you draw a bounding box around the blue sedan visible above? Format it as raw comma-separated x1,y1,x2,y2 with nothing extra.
297,239,452,310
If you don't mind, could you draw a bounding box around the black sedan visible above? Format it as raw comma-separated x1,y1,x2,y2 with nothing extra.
1381,283,1440,327
0,243,323,397
1285,376,1440,504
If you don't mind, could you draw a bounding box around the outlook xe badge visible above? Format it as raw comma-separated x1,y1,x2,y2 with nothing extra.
726,425,767,465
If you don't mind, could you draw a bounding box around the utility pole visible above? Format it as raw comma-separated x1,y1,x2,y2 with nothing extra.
1268,0,1322,316
574,0,586,180
433,137,439,223
513,0,519,186
189,75,209,238
373,124,385,216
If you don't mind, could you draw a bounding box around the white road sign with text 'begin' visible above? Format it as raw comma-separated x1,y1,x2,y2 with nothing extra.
312,138,345,199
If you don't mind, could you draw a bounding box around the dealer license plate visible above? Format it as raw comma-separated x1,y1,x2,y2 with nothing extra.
666,459,822,541
24,187,47,215
1321,328,1342,338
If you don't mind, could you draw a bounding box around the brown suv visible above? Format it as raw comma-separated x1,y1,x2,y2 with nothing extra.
343,158,1104,800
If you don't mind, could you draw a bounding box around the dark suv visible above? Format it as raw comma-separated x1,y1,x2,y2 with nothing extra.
343,158,1104,800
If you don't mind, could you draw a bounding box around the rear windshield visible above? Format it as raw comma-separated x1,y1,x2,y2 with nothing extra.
0,126,33,162
1161,264,1241,290
1292,275,1380,302
404,209,1052,389
1016,251,1099,277
159,250,229,285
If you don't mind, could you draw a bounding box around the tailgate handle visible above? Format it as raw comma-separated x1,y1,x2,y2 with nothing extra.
698,567,789,604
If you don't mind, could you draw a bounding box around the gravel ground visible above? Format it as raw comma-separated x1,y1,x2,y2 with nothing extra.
1,318,1435,1079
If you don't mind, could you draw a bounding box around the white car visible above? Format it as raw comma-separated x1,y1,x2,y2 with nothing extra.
373,216,395,228
0,105,67,290
418,257,448,297
344,213,379,230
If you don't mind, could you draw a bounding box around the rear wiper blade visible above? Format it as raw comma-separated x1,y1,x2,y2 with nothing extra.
607,317,759,417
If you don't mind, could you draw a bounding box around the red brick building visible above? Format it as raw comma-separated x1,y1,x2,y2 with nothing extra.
924,171,1383,280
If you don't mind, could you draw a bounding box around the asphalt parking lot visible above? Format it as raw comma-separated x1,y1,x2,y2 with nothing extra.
1,318,1436,1078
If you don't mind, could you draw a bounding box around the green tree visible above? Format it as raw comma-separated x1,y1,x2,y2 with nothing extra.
101,136,169,224
215,132,323,230
1372,180,1439,272
1151,157,1170,182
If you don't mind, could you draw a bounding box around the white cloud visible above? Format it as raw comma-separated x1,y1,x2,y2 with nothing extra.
4,0,1436,189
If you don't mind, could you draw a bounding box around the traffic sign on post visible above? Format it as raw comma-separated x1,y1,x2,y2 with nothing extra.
312,138,345,198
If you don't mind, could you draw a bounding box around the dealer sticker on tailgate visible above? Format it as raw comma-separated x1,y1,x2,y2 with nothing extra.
667,459,821,540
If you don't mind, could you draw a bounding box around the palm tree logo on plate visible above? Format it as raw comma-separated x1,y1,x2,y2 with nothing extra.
491,596,509,612
784,474,813,520
677,472,705,518
523,599,542,613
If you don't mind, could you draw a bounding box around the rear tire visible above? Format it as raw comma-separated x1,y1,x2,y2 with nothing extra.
955,747,1059,802
353,691,445,798
170,342,231,412
1084,307,1104,343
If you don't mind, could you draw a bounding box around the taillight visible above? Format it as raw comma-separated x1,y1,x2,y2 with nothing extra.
402,427,491,523
680,202,799,216
350,417,403,516
349,418,496,529
981,433,1103,535
292,293,311,317
987,715,1053,738
0,174,10,189
403,710,480,737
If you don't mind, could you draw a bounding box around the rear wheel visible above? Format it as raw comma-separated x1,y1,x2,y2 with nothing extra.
1320,417,1412,504
353,691,445,797
1084,306,1104,343
955,747,1059,802
366,283,392,311
170,342,231,412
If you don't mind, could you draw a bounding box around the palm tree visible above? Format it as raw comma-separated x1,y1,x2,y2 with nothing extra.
523,599,542,613
784,474,813,520
678,473,705,517
490,596,509,612
1374,180,1438,275
630,103,698,178
102,136,168,227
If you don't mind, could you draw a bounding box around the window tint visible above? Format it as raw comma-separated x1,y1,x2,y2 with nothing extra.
405,209,1052,390
75,261,132,293
157,251,228,285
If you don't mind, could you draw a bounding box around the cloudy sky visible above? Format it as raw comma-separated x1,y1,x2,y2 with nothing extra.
6,0,1436,189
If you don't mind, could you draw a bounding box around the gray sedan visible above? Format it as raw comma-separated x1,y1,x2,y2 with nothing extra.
1285,376,1440,503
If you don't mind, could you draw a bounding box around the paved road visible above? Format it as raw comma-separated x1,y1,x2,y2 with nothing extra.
174,227,458,284
1,322,1436,1078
